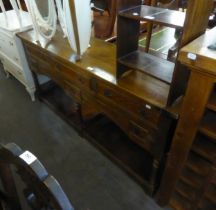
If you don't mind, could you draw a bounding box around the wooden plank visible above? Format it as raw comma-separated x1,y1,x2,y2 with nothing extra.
118,50,175,84
168,0,213,105
192,135,216,163
178,27,216,78
199,111,216,142
207,87,216,112
156,71,214,206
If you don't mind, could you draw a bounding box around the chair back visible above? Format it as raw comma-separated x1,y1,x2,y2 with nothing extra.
0,143,73,210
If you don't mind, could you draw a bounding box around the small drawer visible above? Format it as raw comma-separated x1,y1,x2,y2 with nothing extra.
4,61,24,83
54,62,88,88
28,56,39,70
4,36,19,60
28,55,58,79
63,80,81,102
93,79,161,126
129,121,156,153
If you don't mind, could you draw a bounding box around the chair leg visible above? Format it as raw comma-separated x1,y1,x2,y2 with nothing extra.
0,162,21,210
145,22,153,53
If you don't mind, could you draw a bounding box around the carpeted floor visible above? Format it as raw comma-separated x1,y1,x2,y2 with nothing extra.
0,64,171,210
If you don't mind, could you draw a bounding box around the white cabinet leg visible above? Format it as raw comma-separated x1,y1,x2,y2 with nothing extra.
1,65,10,78
5,70,10,78
26,87,36,102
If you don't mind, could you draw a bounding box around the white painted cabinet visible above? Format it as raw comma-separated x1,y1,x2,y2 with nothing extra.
0,10,36,101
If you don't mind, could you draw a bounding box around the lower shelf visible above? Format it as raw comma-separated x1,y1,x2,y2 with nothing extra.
37,81,162,195
118,50,175,84
84,114,157,194
38,81,82,131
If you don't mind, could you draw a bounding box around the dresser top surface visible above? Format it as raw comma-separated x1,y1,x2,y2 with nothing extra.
0,10,32,32
178,27,216,76
18,29,172,109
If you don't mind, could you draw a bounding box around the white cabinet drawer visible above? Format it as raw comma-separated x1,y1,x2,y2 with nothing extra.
2,56,25,84
0,32,20,65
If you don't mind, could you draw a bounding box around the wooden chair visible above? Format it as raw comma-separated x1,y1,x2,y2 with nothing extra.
0,143,73,210
92,0,143,40
91,0,117,39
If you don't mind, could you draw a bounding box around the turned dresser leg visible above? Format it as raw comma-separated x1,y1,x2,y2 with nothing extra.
26,87,36,102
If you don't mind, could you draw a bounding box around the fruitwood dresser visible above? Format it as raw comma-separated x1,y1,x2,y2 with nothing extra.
18,28,180,195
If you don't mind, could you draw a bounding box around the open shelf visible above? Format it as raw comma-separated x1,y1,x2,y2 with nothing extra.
179,176,198,190
192,134,216,163
205,185,216,205
186,152,211,177
207,87,216,112
37,82,159,195
179,167,204,189
175,180,197,201
84,114,157,194
199,197,216,210
118,70,171,108
118,50,175,84
119,5,185,29
38,81,82,131
199,111,216,141
170,192,192,210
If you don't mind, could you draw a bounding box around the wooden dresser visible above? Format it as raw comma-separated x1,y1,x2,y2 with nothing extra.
157,27,216,210
18,29,178,195
17,0,213,199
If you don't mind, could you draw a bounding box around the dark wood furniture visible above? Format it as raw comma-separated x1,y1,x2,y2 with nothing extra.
0,143,73,210
117,0,213,107
17,0,213,202
157,27,216,210
18,28,178,195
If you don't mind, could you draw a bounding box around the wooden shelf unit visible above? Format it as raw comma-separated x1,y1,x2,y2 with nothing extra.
117,4,184,82
157,26,216,209
117,0,213,106
165,88,216,210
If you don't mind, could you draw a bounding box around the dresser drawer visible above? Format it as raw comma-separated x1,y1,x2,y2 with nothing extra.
26,44,88,89
89,77,161,127
0,33,20,66
3,60,25,84
129,121,156,154
63,80,82,102
54,62,88,88
27,54,64,86
28,54,83,102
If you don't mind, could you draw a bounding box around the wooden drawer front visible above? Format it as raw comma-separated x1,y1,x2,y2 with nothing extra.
129,121,156,154
54,62,88,89
28,55,55,77
89,77,161,126
63,80,81,102
27,55,82,102
96,99,130,134
25,44,88,89
95,94,159,155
